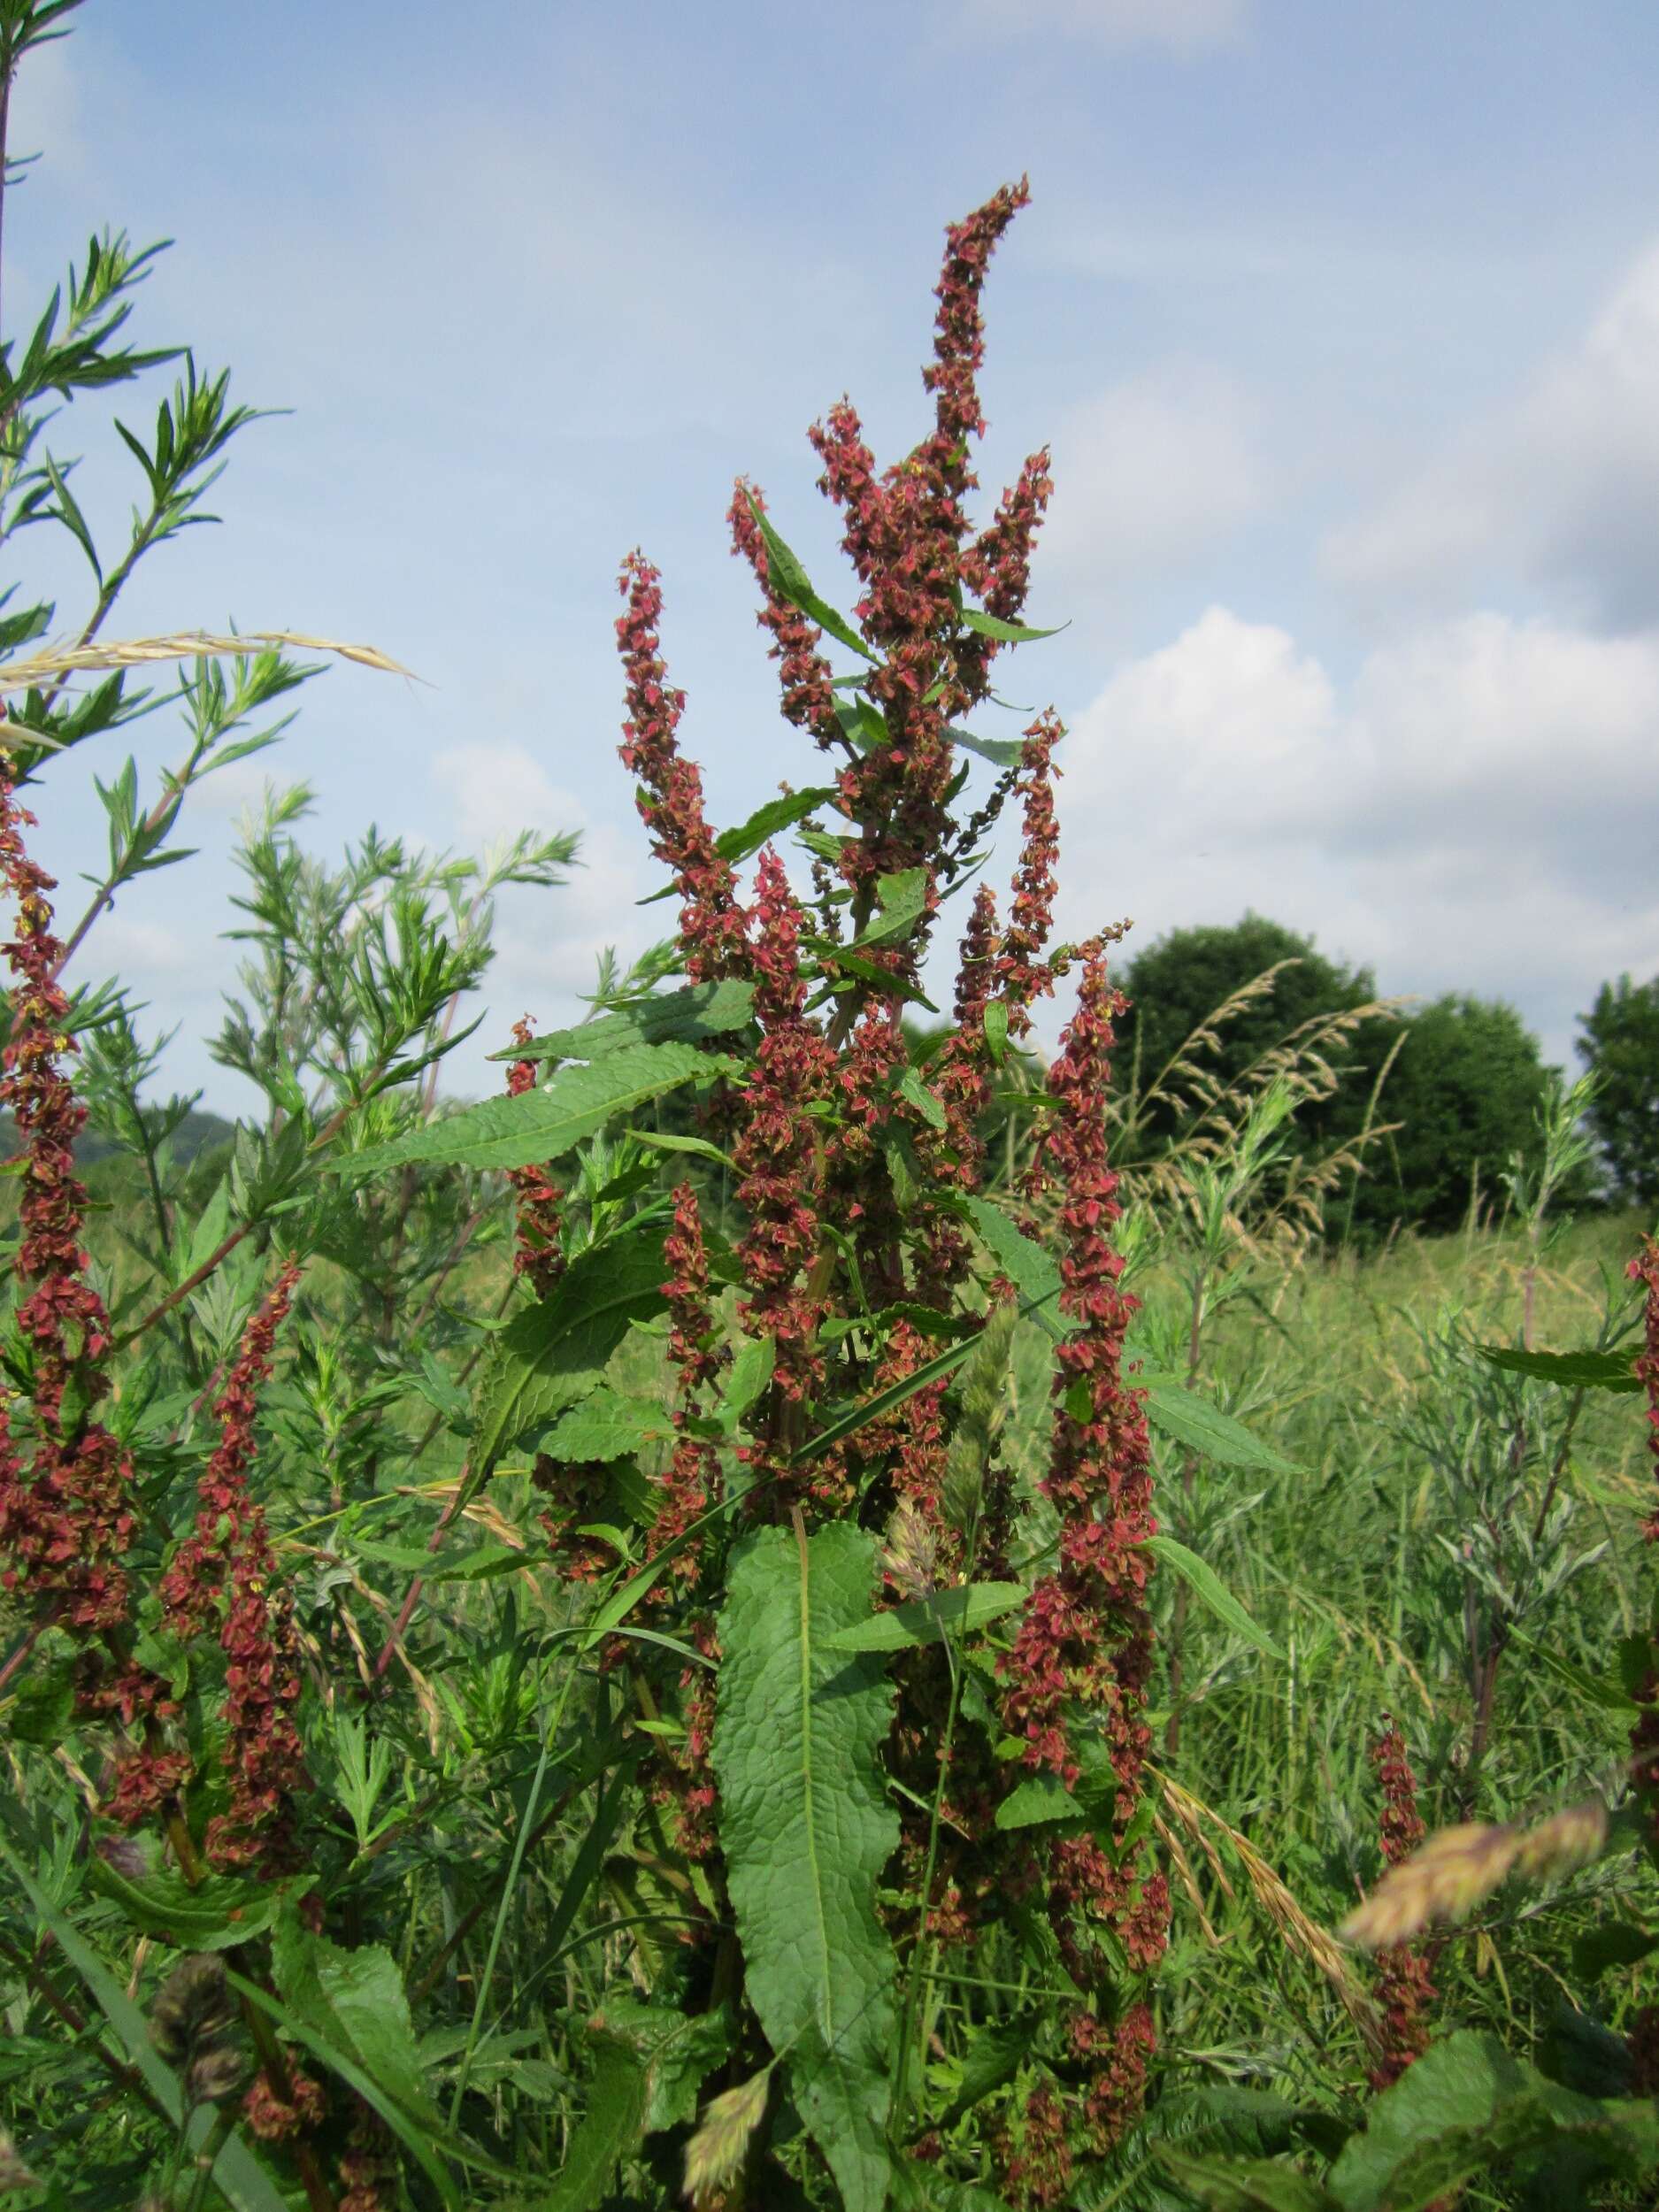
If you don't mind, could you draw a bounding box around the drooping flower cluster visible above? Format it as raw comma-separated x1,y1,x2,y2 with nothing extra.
996,942,1169,2161
504,1018,565,1298
0,757,139,1639
1368,1720,1435,2091
150,1263,309,1870
617,551,749,981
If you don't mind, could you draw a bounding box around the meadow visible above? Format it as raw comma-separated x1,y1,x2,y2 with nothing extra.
3,7,1659,2208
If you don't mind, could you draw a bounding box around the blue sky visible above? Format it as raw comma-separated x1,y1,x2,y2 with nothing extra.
10,0,1659,1110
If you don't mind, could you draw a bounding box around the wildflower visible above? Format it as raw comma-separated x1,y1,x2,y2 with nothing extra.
995,942,1166,2152
504,1018,565,1297
243,2064,326,2143
0,757,139,1638
732,850,839,1509
998,715,1064,1036
648,1181,722,1594
616,551,749,980
1366,1721,1435,2090
142,1263,308,1870
728,480,839,747
1626,1238,1659,1850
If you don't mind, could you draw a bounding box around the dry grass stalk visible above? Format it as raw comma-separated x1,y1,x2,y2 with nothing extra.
1155,1770,1384,2058
683,2067,772,2206
1154,1809,1220,1946
0,627,413,693
1340,1797,1609,1953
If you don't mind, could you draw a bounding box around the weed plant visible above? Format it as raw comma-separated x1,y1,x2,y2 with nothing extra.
2,11,1659,2212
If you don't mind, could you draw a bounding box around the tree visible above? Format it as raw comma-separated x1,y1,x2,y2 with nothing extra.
1351,994,1562,1238
1577,972,1659,1213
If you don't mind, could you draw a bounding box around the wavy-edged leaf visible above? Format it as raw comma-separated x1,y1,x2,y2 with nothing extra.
1156,2147,1340,2212
492,979,756,1061
1477,1344,1641,1394
335,1041,720,1178
719,1331,776,1438
1145,1534,1285,1662
1326,2030,1659,2211
627,1125,737,1169
1146,1386,1299,1474
995,1770,1079,1832
516,2029,648,2212
87,1858,280,1950
714,1521,900,2212
259,1919,474,2200
718,786,841,864
949,726,1028,769
959,1195,1064,1338
472,1226,668,1472
538,1386,676,1463
897,1065,948,1131
853,866,930,950
827,1580,1027,1654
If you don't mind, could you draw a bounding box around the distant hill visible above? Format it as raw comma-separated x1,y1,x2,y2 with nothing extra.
0,1107,238,1169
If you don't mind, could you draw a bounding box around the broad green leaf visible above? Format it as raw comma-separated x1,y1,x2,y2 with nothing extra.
1145,1534,1285,1662
518,2030,648,2212
1573,1920,1659,1979
995,1770,1080,1831
1156,2148,1340,2212
928,2017,1038,2133
949,726,1028,768
1510,1632,1638,1716
589,1996,733,2133
0,1841,289,2212
492,979,756,1060
853,866,930,950
87,1857,280,1950
827,1580,1028,1654
472,1227,669,1472
959,607,1067,642
1146,1386,1300,1474
268,1920,444,2144
897,1065,947,1131
960,1194,1064,1339
335,1041,720,1178
745,493,878,662
1327,2030,1659,2212
718,786,842,864
538,1386,676,1463
627,1125,737,1169
714,1522,900,2212
720,1331,777,1436
1477,1344,1641,1394
983,1000,1009,1064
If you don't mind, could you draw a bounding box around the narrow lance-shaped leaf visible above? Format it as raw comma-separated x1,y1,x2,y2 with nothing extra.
1145,1534,1285,1662
714,1520,900,2212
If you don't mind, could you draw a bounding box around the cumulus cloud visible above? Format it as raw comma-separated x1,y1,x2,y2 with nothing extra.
959,0,1248,52
426,741,657,1056
1041,366,1267,597
1052,605,1659,1064
1325,243,1659,632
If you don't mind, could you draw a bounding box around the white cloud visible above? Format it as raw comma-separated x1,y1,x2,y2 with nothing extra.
959,0,1248,52
1042,366,1266,595
1052,605,1659,1064
1325,242,1659,630
427,740,657,1036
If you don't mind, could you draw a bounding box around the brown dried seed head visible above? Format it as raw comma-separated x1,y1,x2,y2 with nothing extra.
150,1953,238,2068
1340,1823,1524,1952
1516,1796,1609,1882
682,2069,772,2207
